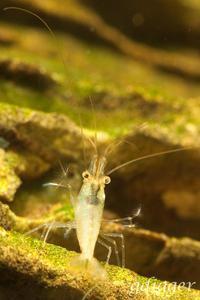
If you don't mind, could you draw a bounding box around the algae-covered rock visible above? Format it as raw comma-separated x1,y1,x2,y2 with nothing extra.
0,103,91,201
0,147,51,201
2,0,200,81
1,201,200,290
102,223,200,289
0,148,21,201
0,58,57,90
0,227,199,300
0,103,83,161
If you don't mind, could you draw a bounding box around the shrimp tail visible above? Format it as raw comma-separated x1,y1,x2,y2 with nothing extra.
70,255,107,279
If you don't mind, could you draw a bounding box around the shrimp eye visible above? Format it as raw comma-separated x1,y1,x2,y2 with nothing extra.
82,171,90,179
104,176,111,184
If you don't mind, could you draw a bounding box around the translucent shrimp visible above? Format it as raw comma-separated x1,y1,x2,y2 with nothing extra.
2,6,114,277
72,154,111,278
4,4,200,284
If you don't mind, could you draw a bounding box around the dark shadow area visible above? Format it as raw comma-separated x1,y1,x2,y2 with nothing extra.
0,267,84,300
106,152,200,241
0,0,116,49
0,59,56,91
83,0,200,48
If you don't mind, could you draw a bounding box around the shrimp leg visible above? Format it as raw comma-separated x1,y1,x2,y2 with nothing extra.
97,238,112,265
25,221,75,245
99,233,120,266
102,232,125,268
41,221,76,246
43,182,76,207
64,226,74,239
41,221,55,246
103,207,141,228
103,216,135,227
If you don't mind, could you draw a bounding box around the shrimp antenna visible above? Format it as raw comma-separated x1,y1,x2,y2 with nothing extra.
107,146,198,175
3,6,67,72
104,140,123,157
104,123,147,158
89,96,98,154
78,112,98,162
78,113,87,167
104,138,137,157
85,133,98,154
3,6,97,156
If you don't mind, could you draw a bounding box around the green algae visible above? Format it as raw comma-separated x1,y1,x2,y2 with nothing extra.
0,227,199,300
0,19,199,138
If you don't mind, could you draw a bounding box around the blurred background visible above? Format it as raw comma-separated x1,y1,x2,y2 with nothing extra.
0,0,199,297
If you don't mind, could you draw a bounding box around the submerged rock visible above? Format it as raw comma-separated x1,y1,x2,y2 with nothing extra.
0,103,90,201
0,202,200,289
0,59,57,91
0,227,199,300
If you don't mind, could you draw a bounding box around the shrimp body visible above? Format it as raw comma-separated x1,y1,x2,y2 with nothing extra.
74,155,110,262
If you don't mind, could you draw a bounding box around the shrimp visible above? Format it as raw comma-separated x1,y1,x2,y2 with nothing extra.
71,154,111,278
2,6,116,276
4,4,200,284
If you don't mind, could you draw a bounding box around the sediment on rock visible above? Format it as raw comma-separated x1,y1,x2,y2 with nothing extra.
0,103,93,201
0,227,199,300
0,202,200,289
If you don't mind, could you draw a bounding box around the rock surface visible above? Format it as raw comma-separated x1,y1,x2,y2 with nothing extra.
0,227,199,300
0,103,90,201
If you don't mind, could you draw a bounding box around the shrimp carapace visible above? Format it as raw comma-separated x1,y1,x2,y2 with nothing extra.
74,155,111,275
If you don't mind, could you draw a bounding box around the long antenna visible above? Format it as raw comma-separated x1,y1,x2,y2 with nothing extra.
107,146,198,175
89,95,98,153
3,6,96,159
3,7,68,72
